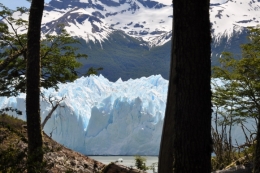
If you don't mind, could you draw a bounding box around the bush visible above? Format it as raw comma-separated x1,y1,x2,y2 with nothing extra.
134,155,148,170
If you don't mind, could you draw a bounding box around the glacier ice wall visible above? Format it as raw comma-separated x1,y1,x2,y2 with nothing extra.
0,75,255,155
0,75,167,155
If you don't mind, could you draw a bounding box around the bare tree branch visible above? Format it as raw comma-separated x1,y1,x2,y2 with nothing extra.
41,95,66,129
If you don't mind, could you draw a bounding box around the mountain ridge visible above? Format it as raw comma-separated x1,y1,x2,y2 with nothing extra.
4,0,260,81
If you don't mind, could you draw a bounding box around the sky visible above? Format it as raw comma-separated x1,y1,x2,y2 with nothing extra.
1,0,228,9
1,0,50,10
1,0,172,10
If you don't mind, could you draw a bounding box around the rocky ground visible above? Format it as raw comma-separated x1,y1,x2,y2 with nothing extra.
0,114,146,173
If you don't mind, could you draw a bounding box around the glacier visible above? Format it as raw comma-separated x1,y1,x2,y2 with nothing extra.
0,75,167,155
0,75,255,155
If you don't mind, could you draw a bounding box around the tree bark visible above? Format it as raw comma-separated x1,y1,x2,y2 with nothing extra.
158,0,212,172
26,0,44,172
253,117,260,173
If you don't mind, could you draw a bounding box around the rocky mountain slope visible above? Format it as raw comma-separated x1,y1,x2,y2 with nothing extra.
0,114,145,173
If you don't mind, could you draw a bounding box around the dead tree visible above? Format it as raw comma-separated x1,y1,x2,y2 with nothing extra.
41,94,66,129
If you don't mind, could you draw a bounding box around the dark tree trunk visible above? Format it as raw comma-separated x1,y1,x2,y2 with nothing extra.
158,0,212,173
26,0,44,172
253,117,260,173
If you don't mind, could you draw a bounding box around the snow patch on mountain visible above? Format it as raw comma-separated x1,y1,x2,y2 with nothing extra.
210,0,260,42
40,0,260,46
4,0,260,47
42,0,173,46
210,0,228,5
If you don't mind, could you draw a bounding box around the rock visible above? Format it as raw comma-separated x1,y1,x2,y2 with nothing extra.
212,166,252,173
102,162,147,173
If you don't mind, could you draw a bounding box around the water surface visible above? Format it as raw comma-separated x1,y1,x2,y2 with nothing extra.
90,156,158,173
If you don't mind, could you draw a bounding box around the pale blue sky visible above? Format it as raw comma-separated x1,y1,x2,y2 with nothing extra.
1,0,172,10
1,0,51,10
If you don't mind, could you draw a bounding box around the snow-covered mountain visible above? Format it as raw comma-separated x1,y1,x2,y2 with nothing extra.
0,75,255,155
10,0,260,47
210,0,260,41
209,0,260,64
11,0,172,47
43,0,260,46
6,0,260,81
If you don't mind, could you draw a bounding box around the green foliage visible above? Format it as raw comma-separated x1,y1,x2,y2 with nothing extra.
0,114,27,172
84,67,103,76
0,107,22,115
0,4,101,96
0,114,51,173
212,26,260,120
211,150,253,171
0,146,27,173
134,155,148,171
0,114,25,134
212,26,260,171
39,27,87,90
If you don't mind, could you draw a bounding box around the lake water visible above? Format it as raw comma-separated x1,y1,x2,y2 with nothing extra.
89,156,158,173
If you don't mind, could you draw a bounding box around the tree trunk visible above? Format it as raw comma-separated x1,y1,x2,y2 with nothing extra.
26,0,44,172
158,0,212,172
41,104,59,129
157,15,175,171
253,117,260,173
